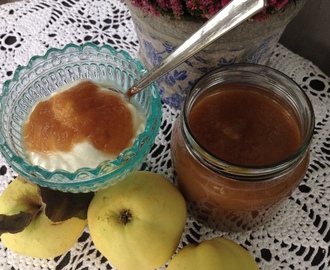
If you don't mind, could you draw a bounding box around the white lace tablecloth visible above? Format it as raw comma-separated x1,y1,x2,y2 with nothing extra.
0,1,329,269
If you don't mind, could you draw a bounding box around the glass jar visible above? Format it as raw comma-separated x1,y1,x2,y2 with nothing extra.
171,64,315,231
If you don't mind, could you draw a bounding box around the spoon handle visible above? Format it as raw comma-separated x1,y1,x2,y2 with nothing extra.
126,0,266,98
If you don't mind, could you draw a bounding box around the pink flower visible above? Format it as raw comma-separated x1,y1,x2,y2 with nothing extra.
273,0,289,10
129,0,293,21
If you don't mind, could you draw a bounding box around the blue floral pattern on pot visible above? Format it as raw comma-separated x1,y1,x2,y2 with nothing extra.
128,0,302,110
138,33,276,110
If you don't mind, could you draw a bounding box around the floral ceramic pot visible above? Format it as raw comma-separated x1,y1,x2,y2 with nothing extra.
125,0,306,109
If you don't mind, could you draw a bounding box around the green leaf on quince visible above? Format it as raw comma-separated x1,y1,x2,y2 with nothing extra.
0,212,33,235
39,186,94,222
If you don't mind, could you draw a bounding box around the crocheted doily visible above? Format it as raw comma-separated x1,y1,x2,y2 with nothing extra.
0,1,329,269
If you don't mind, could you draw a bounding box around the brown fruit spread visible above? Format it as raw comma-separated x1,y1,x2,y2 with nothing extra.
188,86,301,166
171,83,309,230
23,80,134,157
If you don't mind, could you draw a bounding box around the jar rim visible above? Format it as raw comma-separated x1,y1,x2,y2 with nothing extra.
182,63,315,180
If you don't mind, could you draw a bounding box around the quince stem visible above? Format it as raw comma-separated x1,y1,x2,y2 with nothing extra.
118,210,133,225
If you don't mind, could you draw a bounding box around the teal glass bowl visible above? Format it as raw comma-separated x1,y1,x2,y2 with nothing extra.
0,43,162,193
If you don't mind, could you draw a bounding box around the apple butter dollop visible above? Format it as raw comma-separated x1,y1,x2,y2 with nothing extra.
23,79,146,172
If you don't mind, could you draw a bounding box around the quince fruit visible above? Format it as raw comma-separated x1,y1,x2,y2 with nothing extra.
87,171,187,270
167,237,259,270
0,176,88,258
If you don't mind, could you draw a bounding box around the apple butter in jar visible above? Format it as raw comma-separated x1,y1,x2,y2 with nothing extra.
171,64,315,231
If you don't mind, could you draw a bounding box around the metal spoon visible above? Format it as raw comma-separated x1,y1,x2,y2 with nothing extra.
120,0,266,99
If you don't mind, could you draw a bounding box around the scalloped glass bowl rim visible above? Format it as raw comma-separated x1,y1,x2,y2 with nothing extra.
0,42,162,192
